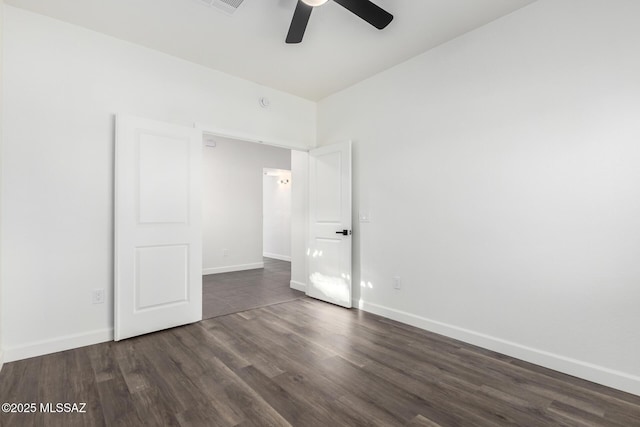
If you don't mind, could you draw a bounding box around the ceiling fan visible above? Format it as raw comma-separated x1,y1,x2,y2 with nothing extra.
286,0,393,44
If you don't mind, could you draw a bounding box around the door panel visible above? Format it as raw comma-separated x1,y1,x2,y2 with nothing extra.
307,141,352,308
138,132,191,224
115,115,202,341
134,245,189,311
315,151,342,221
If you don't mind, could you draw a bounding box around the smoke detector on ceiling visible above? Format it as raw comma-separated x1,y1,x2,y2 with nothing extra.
196,0,245,15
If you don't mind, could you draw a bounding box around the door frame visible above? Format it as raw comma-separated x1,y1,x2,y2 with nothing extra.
194,125,354,309
194,122,310,152
194,122,311,298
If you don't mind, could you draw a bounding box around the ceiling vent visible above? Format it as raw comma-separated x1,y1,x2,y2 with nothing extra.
197,0,245,15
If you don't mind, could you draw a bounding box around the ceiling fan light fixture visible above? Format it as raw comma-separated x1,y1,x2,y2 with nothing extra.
301,0,329,7
287,0,393,44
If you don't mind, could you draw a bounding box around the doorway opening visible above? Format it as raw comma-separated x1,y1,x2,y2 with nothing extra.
201,136,304,319
263,167,291,262
114,115,350,340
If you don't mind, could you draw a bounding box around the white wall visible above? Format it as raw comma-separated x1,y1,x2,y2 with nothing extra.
203,138,290,274
0,0,5,371
318,0,640,395
1,6,315,361
263,169,291,262
290,151,308,292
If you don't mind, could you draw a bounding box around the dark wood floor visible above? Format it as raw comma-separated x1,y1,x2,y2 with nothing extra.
1,298,640,426
203,258,304,320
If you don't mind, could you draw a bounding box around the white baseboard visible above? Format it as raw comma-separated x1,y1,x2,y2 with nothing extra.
355,300,640,397
0,350,4,372
290,280,307,292
4,328,113,363
203,262,264,276
263,253,291,262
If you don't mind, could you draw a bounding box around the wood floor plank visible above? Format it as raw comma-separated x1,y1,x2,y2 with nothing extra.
94,375,144,426
359,358,523,427
0,357,42,427
112,340,153,395
510,357,640,406
216,313,335,369
260,303,371,367
174,403,232,427
334,394,405,427
235,364,331,426
187,323,252,372
315,355,472,426
271,371,375,426
203,258,303,320
56,349,106,427
2,266,640,427
116,336,188,426
200,319,286,378
406,414,444,427
159,328,246,426
221,380,292,427
129,387,182,427
169,324,291,426
547,400,622,427
133,332,212,414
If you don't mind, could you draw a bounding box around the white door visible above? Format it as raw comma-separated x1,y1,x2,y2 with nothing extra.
307,141,352,308
115,115,202,341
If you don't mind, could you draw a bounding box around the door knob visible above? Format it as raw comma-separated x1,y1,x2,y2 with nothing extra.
335,229,351,236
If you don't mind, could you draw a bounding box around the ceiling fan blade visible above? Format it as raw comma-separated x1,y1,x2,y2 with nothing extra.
333,0,393,30
286,1,313,44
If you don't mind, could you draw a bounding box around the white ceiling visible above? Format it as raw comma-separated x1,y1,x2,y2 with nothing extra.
5,0,536,100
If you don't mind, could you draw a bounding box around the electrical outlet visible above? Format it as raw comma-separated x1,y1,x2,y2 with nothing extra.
223,248,229,257
393,276,402,290
92,289,105,304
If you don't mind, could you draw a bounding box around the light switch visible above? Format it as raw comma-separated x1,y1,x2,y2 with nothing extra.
359,212,371,223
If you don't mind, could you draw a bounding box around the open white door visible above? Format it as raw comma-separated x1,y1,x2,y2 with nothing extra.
307,141,352,308
115,115,202,341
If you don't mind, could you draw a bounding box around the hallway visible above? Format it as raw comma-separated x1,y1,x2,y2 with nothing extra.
203,258,305,319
